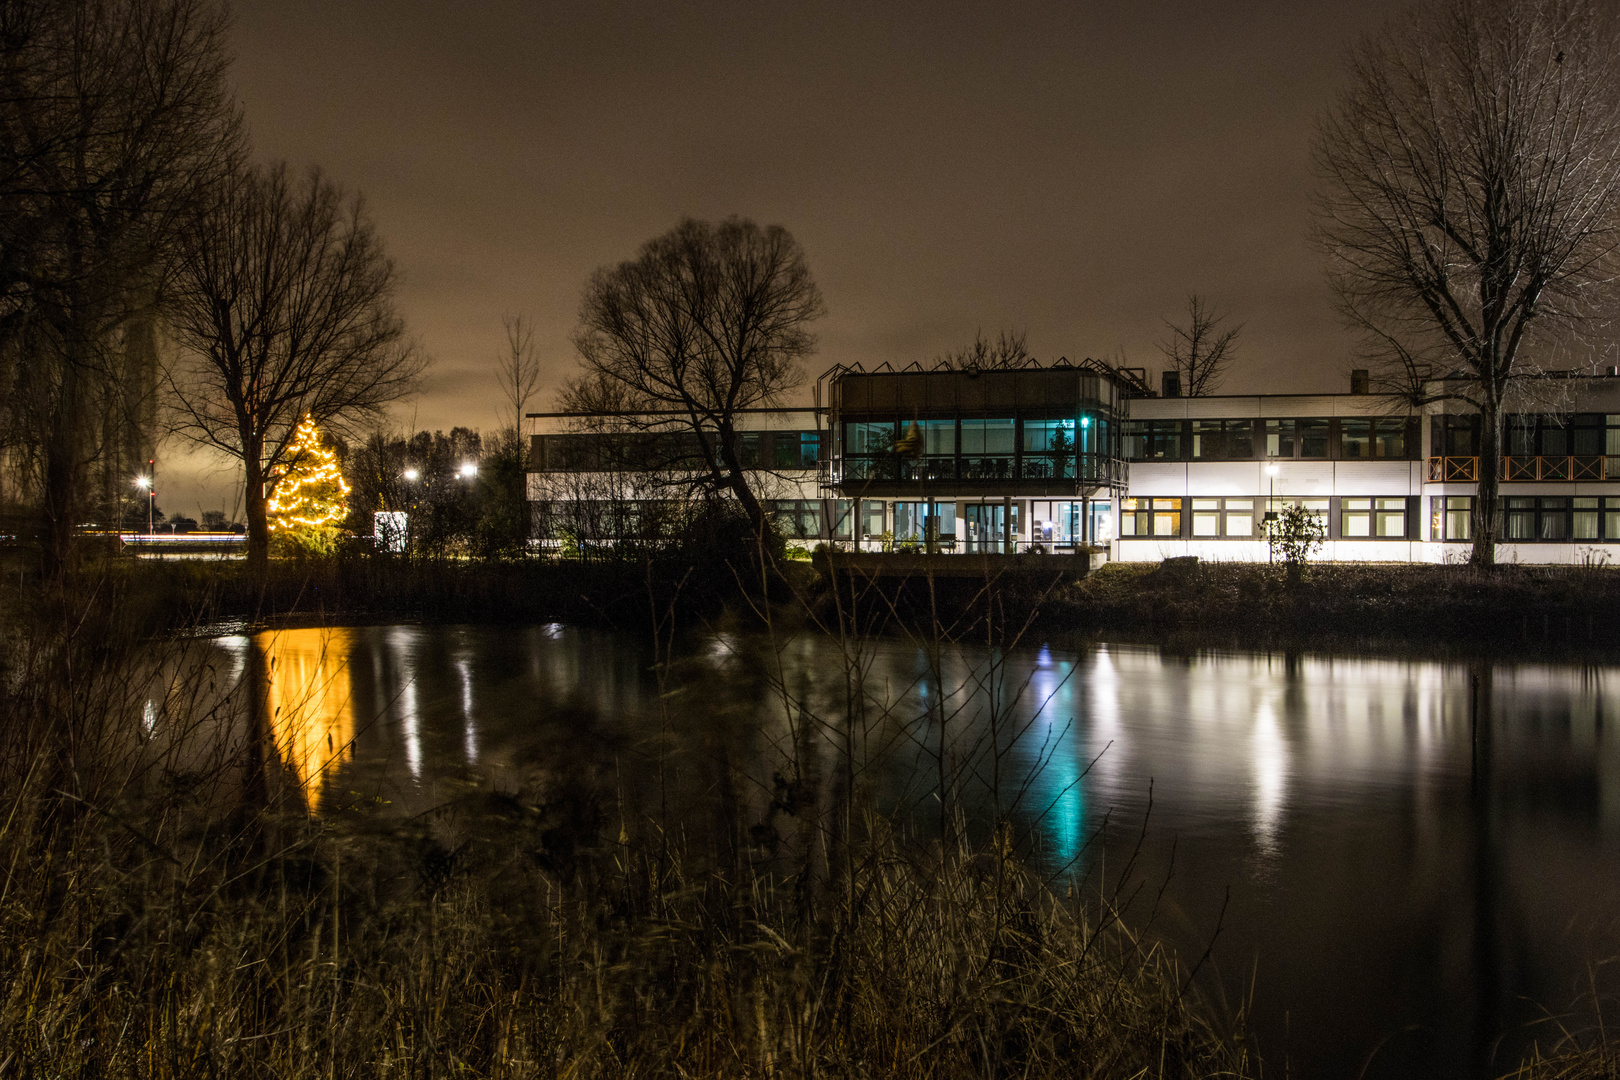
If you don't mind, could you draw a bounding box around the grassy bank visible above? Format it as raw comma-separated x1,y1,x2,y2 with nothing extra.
0,595,1255,1079
11,548,1620,660
1044,560,1620,656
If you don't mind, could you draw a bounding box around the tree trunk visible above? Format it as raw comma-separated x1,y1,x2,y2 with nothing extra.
1471,395,1503,568
40,356,82,578
715,427,766,538
244,449,270,570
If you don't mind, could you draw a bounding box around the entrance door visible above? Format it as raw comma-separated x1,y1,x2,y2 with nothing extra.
964,504,1007,554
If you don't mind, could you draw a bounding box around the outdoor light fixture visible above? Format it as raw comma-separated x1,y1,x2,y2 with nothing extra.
458,463,478,478
134,475,150,489
1264,464,1279,527
403,467,420,481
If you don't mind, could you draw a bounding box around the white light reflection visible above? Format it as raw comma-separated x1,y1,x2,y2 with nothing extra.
1251,698,1287,856
387,627,422,781
457,657,477,764
141,699,157,735
1088,645,1123,795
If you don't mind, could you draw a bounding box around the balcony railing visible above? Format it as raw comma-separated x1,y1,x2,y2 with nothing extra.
1427,456,1615,482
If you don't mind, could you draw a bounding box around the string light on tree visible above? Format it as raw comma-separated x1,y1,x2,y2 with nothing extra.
267,416,350,536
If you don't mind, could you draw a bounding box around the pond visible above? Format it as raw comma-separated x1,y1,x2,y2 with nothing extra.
188,624,1620,1079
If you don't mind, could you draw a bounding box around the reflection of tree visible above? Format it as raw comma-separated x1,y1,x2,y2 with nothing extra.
256,629,355,811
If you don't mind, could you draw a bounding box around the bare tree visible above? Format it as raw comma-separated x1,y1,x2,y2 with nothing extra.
165,162,422,568
0,0,239,574
1314,0,1620,567
1157,296,1241,397
934,328,1031,370
562,216,825,534
495,313,540,435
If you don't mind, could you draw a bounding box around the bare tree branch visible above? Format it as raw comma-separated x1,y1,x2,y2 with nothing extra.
1156,296,1241,396
565,216,825,535
164,162,422,568
1313,0,1620,566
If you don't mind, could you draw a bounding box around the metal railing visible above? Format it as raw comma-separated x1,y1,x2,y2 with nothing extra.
1427,456,1615,482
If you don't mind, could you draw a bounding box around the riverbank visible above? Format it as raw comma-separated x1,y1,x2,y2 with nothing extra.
15,551,1620,660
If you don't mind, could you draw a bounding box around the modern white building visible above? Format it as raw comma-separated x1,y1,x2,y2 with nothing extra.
527,359,1620,565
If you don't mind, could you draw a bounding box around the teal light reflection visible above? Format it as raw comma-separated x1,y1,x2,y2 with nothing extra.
1030,650,1085,869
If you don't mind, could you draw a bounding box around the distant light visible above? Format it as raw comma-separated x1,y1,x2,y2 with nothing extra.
135,476,151,489
458,463,478,478
402,468,420,481
1080,416,1091,428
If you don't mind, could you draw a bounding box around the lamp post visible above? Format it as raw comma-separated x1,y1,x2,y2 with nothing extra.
1264,463,1279,564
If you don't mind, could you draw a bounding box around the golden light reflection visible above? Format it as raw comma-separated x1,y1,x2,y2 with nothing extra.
258,628,356,811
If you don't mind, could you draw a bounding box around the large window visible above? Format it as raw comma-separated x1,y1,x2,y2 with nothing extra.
1340,419,1409,459
769,500,822,539
1341,497,1407,538
844,421,893,455
1265,419,1330,458
1023,419,1076,479
1434,495,1620,541
773,431,821,469
1191,420,1254,460
1431,415,1480,457
893,501,956,544
961,418,1015,478
1120,498,1182,537
1123,420,1183,461
829,499,854,541
860,499,885,539
1190,498,1256,538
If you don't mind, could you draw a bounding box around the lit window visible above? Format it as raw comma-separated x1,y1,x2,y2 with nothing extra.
1375,497,1406,537
1341,497,1372,537
1192,498,1220,536
1574,497,1599,539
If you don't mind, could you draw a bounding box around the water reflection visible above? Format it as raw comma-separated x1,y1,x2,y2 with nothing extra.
257,628,356,808
211,625,1620,1079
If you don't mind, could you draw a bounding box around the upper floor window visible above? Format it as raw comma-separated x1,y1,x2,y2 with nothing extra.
1340,418,1408,459
1265,419,1330,458
1191,419,1254,459
1123,420,1182,461
844,421,893,455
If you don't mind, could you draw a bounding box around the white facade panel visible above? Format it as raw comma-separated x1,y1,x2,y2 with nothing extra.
1124,462,1189,495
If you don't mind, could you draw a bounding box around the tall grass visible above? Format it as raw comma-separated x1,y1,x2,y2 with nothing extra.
0,583,1259,1079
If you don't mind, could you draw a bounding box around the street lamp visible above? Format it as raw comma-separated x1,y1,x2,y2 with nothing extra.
1264,463,1279,564
458,462,478,479
402,467,420,481
135,459,155,535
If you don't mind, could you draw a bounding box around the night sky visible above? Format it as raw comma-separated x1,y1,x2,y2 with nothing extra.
171,0,1407,516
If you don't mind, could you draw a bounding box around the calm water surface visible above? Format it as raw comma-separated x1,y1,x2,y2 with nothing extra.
196,624,1620,1079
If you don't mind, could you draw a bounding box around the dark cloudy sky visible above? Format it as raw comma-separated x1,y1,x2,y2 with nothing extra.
172,0,1408,514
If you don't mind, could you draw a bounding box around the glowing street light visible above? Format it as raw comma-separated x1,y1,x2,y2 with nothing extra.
458,462,478,479
135,458,155,534
402,467,420,481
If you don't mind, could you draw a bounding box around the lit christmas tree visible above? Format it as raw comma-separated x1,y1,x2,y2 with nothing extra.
267,416,350,550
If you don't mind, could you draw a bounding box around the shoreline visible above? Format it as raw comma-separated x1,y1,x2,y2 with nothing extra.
26,553,1620,664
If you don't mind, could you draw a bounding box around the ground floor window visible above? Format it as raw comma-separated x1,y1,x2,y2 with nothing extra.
860,499,885,539
1340,497,1408,539
1190,497,1256,538
1121,498,1182,538
1432,495,1618,541
830,499,854,541
893,501,956,544
1026,500,1112,546
769,499,822,539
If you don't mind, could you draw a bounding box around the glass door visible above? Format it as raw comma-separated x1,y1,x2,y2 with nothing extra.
964,504,1007,554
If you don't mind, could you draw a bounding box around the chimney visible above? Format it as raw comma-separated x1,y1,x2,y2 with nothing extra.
1160,370,1182,398
1350,368,1369,394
